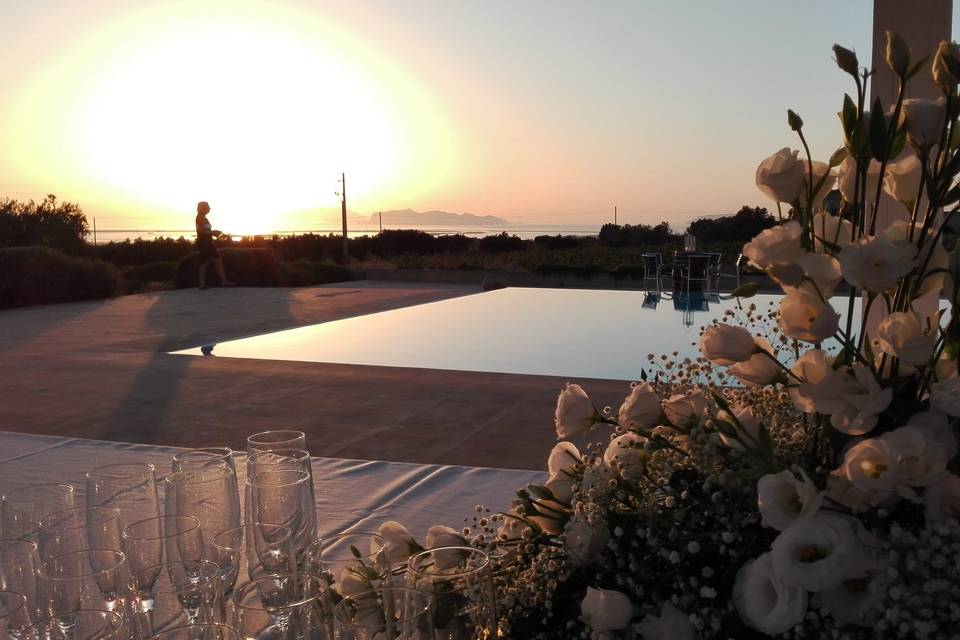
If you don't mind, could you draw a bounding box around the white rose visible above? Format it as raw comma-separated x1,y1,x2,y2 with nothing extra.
838,234,916,293
770,513,859,591
757,468,822,531
729,337,781,387
778,288,840,342
900,97,947,150
924,474,960,523
743,221,804,269
842,438,902,493
872,311,936,367
554,383,597,438
789,349,832,413
883,153,923,205
662,389,709,429
715,405,761,451
838,156,883,203
617,382,662,430
638,601,696,640
425,525,470,570
809,364,892,435
699,323,757,366
603,432,647,480
812,212,853,252
733,553,807,635
579,587,633,632
931,377,960,416
800,161,837,210
376,521,423,564
883,424,949,489
756,147,805,204
564,515,608,567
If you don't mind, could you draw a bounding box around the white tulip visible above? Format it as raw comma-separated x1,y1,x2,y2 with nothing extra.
842,437,902,493
699,323,757,366
377,521,423,564
838,156,883,203
564,515,609,567
900,97,947,150
924,474,960,524
733,553,807,635
812,212,853,251
617,382,662,430
715,404,761,451
883,153,923,205
757,468,822,531
778,287,840,342
554,383,597,438
743,221,804,270
789,349,832,413
770,513,859,592
931,376,960,416
809,364,892,435
800,161,838,210
579,587,633,632
729,337,781,387
838,234,916,293
662,389,709,429
603,432,647,480
755,148,806,204
638,601,696,640
872,311,936,367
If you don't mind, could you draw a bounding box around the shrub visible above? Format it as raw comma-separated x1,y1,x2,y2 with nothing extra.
478,232,526,253
434,234,474,253
686,206,776,243
598,222,677,247
92,237,195,266
533,235,586,250
0,246,120,309
293,260,354,284
173,248,353,288
0,195,89,254
124,261,178,283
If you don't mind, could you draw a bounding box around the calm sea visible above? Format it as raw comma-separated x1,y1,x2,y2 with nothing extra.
91,224,604,243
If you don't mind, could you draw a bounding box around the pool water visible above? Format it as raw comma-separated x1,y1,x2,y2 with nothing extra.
171,288,858,381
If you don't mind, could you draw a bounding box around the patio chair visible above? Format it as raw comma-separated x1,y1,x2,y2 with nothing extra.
680,253,712,295
641,253,672,290
715,253,745,291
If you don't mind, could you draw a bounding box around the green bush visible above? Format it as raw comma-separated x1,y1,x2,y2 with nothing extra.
173,248,353,288
293,260,354,284
124,261,178,283
0,246,120,309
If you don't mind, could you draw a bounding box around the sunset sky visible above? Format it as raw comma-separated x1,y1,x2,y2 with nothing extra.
0,1,954,233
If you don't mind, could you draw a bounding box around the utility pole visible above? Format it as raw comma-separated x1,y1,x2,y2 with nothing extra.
379,211,382,233
614,206,617,225
93,217,97,245
337,172,348,261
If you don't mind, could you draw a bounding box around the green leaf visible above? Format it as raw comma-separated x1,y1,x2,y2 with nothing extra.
889,127,908,160
841,94,858,140
710,389,732,412
832,347,848,370
731,282,761,299
829,146,848,167
850,120,871,158
758,423,775,457
869,96,889,161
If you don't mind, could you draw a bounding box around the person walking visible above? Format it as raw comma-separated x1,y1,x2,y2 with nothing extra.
195,201,236,289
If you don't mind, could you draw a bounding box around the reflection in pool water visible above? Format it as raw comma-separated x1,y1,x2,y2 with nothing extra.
171,287,862,381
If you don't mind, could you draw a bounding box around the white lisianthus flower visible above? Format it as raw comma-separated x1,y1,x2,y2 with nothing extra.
755,148,805,204
425,525,470,570
883,153,923,206
910,410,958,459
884,221,948,297
825,469,896,513
564,514,609,567
547,441,581,477
795,253,843,296
900,97,947,150
617,382,662,430
699,323,756,366
799,161,837,210
838,234,916,293
789,349,832,413
603,432,647,480
873,311,936,367
579,587,633,632
662,389,709,429
812,558,883,627
778,288,840,342
376,521,424,565
554,383,598,438
770,513,858,592
931,377,960,416
842,438,902,493
743,221,804,270
883,424,949,489
809,365,892,435
729,337,781,387
638,601,696,640
812,212,853,251
838,156,883,203
757,468,822,531
545,471,574,504
715,404,761,451
733,553,807,635
924,474,960,524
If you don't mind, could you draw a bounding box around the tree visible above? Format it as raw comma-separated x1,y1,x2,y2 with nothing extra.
685,206,775,243
0,195,90,254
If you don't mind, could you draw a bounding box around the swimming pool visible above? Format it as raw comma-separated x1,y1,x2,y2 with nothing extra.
171,288,857,381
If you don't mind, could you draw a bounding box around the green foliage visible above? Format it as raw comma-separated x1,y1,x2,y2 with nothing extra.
685,206,776,244
478,232,525,253
0,246,120,309
92,237,195,266
172,248,352,288
598,221,675,247
0,195,89,254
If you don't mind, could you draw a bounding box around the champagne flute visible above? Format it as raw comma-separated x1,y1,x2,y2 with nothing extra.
37,549,128,633
228,574,326,640
245,470,315,566
37,507,123,563
172,449,236,474
407,546,497,640
122,516,203,604
144,623,240,640
86,464,160,534
0,484,75,541
244,450,316,545
0,539,41,622
129,560,223,638
245,431,305,455
334,586,433,640
0,590,31,639
22,609,123,640
211,524,294,594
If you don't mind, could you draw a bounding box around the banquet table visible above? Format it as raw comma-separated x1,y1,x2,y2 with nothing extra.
0,431,546,539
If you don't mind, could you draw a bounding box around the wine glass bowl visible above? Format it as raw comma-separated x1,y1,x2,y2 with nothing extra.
122,515,204,596
0,483,76,541
245,431,306,455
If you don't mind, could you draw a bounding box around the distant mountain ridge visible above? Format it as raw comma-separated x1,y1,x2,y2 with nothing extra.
362,209,509,226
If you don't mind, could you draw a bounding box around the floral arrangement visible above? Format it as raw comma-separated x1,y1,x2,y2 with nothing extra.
384,33,960,639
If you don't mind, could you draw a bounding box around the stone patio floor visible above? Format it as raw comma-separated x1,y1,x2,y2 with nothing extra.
0,282,630,471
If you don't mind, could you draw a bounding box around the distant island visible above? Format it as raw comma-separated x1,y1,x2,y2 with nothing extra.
361,209,509,226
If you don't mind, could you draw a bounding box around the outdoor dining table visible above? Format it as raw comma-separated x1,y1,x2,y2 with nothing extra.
0,431,545,538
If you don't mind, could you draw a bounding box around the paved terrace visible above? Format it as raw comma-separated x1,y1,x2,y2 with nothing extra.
0,283,629,471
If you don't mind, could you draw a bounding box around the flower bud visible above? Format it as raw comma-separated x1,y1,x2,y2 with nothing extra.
886,31,910,77
933,41,960,91
832,44,860,77
787,109,804,132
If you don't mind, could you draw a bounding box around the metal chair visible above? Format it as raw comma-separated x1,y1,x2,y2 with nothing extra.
641,253,672,290
715,253,745,291
680,253,712,295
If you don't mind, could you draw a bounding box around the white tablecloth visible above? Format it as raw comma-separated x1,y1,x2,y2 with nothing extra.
0,431,544,539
